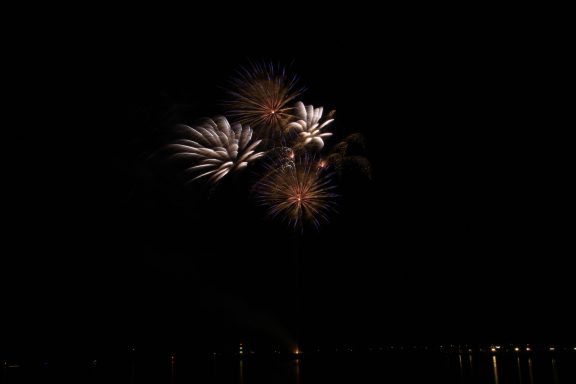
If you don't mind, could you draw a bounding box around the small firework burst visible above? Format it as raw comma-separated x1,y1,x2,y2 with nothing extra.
164,116,264,184
262,146,295,171
223,62,304,146
255,156,337,230
285,101,334,150
327,133,372,180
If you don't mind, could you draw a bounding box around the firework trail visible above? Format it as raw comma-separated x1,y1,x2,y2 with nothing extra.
254,155,337,230
223,62,304,147
285,101,334,150
164,116,264,184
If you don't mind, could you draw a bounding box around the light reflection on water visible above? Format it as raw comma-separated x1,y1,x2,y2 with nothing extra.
2,352,575,383
239,359,245,384
224,353,573,384
295,358,300,384
516,356,522,384
492,355,500,384
552,357,559,384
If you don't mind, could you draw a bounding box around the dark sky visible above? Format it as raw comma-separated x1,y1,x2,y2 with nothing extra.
3,26,571,356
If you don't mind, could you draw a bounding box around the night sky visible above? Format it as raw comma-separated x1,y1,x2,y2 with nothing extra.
3,27,571,357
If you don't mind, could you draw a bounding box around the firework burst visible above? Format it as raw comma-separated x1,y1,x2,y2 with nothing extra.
164,116,265,184
223,62,304,146
255,155,337,230
327,133,372,180
285,101,334,150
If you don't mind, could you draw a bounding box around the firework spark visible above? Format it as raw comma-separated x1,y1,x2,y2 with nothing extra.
223,62,304,146
255,156,337,230
285,101,334,150
165,116,264,184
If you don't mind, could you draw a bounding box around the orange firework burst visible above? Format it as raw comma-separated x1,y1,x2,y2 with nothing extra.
224,62,304,147
255,155,337,230
327,133,372,180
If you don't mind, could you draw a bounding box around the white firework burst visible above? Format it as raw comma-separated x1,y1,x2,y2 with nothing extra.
285,101,334,150
165,116,265,184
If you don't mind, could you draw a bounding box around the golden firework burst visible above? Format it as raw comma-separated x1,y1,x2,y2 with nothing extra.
224,62,304,147
255,155,337,230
